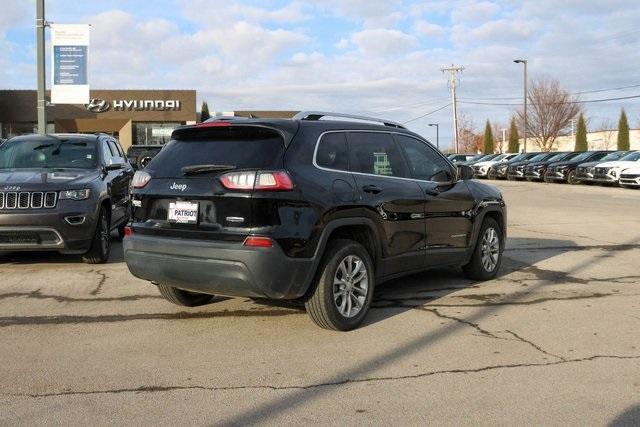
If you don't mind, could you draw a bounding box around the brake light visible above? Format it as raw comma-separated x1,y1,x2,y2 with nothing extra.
243,236,273,247
220,171,294,191
124,226,133,237
131,171,151,188
196,121,231,128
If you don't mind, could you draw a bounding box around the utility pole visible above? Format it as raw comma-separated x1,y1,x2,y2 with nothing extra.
513,59,527,152
36,0,47,134
501,128,507,153
441,64,464,153
570,118,575,137
428,123,439,150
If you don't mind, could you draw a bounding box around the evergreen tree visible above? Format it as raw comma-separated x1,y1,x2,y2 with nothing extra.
617,109,630,150
483,120,494,154
200,101,210,122
508,117,519,153
574,113,588,151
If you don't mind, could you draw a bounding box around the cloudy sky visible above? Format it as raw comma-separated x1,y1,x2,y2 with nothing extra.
1,0,639,149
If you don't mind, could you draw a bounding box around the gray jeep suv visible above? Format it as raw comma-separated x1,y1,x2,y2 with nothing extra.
0,133,133,263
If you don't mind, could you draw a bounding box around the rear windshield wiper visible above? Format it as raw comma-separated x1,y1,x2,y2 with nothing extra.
181,164,237,175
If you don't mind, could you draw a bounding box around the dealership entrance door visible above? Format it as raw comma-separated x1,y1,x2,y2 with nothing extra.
55,119,133,150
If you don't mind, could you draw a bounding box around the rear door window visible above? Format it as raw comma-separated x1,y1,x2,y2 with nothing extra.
148,127,285,178
347,132,408,178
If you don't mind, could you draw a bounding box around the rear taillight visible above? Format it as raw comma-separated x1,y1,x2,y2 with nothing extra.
243,236,273,247
131,171,151,188
220,171,293,191
124,226,133,237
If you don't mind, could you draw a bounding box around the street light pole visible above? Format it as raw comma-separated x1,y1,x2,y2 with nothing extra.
428,123,439,150
36,0,47,134
514,59,527,153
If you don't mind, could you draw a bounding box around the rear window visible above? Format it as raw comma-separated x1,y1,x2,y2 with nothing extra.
147,127,285,177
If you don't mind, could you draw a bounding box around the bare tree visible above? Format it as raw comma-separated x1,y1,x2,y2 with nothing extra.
599,119,617,150
457,113,482,153
516,77,582,152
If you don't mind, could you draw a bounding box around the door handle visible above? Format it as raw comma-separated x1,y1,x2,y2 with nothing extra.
424,187,440,196
362,185,382,194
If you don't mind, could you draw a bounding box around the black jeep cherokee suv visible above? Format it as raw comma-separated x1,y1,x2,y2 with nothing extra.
0,133,133,263
124,112,507,330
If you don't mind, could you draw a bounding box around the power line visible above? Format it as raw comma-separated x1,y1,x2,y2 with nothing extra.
402,104,451,124
354,97,452,115
458,83,640,102
458,93,640,107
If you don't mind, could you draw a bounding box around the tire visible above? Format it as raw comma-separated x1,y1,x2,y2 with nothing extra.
567,170,578,185
157,284,216,307
463,217,503,281
82,207,111,264
136,151,154,169
487,170,497,180
117,222,127,239
117,224,126,239
305,239,375,331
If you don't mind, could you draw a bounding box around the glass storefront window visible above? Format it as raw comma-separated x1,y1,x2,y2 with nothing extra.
0,122,55,138
133,122,181,146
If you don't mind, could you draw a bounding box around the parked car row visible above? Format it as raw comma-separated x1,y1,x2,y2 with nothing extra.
449,150,640,188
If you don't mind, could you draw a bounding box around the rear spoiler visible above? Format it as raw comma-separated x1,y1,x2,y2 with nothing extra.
171,119,299,146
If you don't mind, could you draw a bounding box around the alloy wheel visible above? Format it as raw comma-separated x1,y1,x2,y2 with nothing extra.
333,255,369,318
480,227,500,272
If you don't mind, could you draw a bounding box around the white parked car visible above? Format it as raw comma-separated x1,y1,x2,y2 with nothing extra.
619,164,640,188
592,151,640,184
472,153,519,178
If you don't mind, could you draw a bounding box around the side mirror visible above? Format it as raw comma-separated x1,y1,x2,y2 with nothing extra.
457,164,475,180
105,162,124,171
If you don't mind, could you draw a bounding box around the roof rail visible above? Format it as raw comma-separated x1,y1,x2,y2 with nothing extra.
292,111,406,129
203,116,253,123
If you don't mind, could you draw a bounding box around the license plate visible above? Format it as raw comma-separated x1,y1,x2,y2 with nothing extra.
168,201,199,224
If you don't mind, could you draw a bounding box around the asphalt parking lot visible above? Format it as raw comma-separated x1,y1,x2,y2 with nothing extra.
1,181,639,426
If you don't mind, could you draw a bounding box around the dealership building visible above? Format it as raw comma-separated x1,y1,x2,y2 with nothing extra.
0,89,196,150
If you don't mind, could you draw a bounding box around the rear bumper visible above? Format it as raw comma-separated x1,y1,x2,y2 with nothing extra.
123,233,315,299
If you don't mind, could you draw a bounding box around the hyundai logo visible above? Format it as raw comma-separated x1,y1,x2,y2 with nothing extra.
86,98,110,113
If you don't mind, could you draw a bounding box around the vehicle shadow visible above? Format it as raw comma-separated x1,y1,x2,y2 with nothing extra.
225,235,640,426
363,236,578,327
248,236,581,324
609,404,640,426
0,232,125,264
